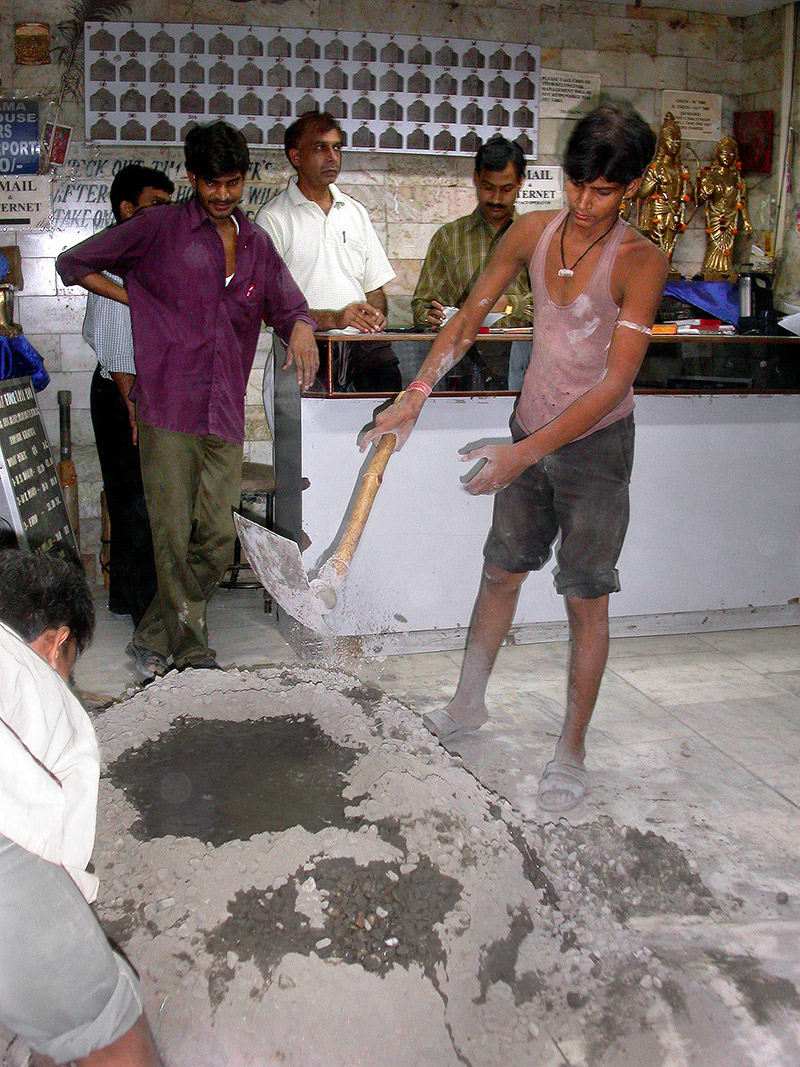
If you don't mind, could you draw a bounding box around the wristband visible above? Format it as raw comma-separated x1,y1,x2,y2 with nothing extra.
407,380,432,399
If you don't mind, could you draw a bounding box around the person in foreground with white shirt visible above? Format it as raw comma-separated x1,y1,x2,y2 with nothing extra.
256,110,401,393
0,550,162,1066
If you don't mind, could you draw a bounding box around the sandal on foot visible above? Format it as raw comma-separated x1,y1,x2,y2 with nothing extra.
125,641,168,679
422,709,485,744
537,759,588,813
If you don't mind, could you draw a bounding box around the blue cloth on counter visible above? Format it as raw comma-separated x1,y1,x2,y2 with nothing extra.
0,334,50,392
0,253,9,284
663,280,739,325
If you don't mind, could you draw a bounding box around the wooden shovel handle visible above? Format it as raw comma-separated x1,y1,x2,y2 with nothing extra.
329,431,396,574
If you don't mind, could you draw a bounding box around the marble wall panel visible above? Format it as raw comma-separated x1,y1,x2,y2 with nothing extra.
17,294,86,336
16,257,57,297
37,371,94,438
60,332,97,373
656,16,722,60
386,221,441,260
24,334,62,373
625,53,687,91
460,5,539,46
742,6,784,60
385,260,425,298
15,229,94,259
686,58,744,94
320,0,461,38
537,118,574,161
377,185,462,225
608,87,657,127
596,17,657,55
740,53,781,96
536,6,595,49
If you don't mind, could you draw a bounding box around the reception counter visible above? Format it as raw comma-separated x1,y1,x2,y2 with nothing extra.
271,334,800,653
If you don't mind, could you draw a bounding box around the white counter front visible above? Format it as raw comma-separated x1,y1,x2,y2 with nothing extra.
273,388,800,653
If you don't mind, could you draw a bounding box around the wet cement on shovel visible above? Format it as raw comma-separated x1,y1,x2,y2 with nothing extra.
107,715,360,846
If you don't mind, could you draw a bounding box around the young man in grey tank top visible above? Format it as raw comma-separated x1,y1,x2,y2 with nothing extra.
362,103,669,812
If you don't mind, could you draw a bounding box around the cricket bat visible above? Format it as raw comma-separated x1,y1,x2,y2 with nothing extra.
57,389,80,551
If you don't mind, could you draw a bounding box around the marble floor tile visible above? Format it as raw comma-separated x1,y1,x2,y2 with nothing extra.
610,650,789,706
697,626,800,674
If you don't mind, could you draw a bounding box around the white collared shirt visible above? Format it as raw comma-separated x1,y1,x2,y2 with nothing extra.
0,621,100,901
256,178,395,310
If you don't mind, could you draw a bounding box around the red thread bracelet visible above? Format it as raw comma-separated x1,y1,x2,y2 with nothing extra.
407,380,432,398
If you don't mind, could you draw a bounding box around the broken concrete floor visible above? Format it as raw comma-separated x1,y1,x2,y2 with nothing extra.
2,594,799,1066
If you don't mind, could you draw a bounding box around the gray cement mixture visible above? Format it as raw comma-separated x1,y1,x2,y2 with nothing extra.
4,666,800,1066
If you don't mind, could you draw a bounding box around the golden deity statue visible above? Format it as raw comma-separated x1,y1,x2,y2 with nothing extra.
637,112,693,264
697,135,752,280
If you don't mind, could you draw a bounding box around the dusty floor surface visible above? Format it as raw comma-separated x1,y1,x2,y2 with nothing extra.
2,597,799,1066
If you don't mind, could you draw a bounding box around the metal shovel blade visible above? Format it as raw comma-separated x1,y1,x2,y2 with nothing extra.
233,513,331,634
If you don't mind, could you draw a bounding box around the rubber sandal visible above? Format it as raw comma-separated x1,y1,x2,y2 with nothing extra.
537,759,588,813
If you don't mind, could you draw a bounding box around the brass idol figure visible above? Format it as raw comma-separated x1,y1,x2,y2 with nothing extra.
697,135,752,280
637,112,693,265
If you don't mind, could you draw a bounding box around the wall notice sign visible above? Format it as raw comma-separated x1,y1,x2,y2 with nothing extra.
0,377,79,562
540,70,600,119
518,166,563,211
0,99,40,174
662,91,722,141
0,174,51,227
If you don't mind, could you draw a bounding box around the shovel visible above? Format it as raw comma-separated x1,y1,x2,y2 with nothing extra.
234,430,398,633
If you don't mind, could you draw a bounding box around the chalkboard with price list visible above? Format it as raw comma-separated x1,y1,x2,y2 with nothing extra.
0,376,79,562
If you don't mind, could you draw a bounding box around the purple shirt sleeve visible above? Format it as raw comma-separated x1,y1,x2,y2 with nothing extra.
56,209,164,287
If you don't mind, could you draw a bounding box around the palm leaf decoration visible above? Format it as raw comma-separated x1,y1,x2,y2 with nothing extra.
45,0,129,166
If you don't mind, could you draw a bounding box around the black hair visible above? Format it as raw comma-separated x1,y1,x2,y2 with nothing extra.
284,110,342,162
475,134,526,180
563,101,657,187
0,550,95,654
184,120,250,181
109,164,174,224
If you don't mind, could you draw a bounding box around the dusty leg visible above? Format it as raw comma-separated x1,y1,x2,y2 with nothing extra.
425,564,526,738
539,594,609,811
73,1014,162,1067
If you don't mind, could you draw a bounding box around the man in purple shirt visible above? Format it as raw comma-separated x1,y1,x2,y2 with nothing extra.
57,121,318,673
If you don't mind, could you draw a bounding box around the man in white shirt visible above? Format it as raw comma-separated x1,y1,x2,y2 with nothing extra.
256,111,401,392
0,550,162,1066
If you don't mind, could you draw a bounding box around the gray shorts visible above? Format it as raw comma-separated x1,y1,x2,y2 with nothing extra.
483,414,634,599
0,833,143,1061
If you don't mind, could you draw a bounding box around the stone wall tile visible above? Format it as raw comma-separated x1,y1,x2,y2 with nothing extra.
657,17,718,59
321,0,459,37
559,49,600,73
742,7,784,60
24,334,62,371
16,229,92,259
625,53,687,91
61,332,96,372
740,54,781,95
609,88,657,127
16,256,57,296
537,118,574,161
598,51,627,88
686,58,743,93
714,21,743,63
18,294,86,335
596,17,657,54
379,185,459,225
537,7,594,49
460,5,538,45
37,371,93,416
386,222,440,260
385,259,424,296
541,47,561,67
